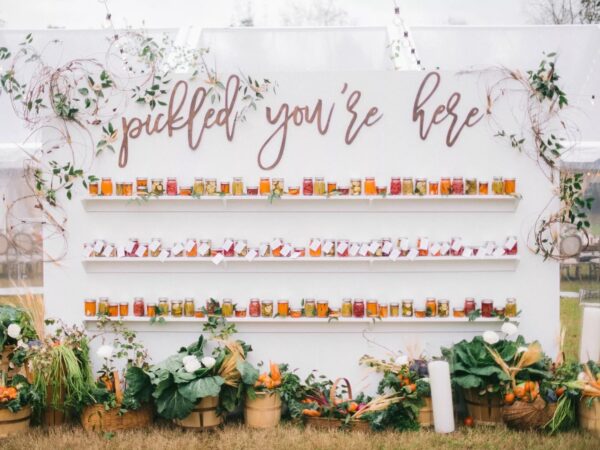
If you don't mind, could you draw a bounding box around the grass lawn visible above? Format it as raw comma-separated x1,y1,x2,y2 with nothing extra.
1,423,599,450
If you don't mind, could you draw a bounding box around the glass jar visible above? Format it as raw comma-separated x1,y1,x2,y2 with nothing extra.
327,181,337,194
84,299,97,317
390,177,401,195
341,299,353,318
234,239,248,257
98,297,109,315
378,303,389,318
270,238,284,257
220,181,231,195
192,178,204,196
481,300,493,317
329,308,340,318
166,177,178,196
205,299,219,316
504,236,518,255
314,177,326,196
309,239,322,257
249,299,261,317
402,300,414,317
437,300,449,317
194,309,205,318
261,300,273,318
425,298,437,317
185,238,198,257
304,299,316,317
288,186,300,196
271,178,284,195
465,178,477,195
479,181,489,195
322,239,336,257
259,242,271,257
495,307,505,316
353,300,365,318
464,298,476,315
415,178,427,196
205,178,217,195
351,178,362,196
390,302,400,317
147,303,157,317
440,177,451,195
119,302,129,317
133,297,145,317
108,303,118,317
417,237,429,256
277,300,289,317
317,301,329,318
235,308,247,318
453,307,465,318
492,177,504,195
450,237,464,256
246,186,258,196
505,298,517,317
289,308,302,318
259,177,271,195
366,300,378,317
428,181,439,195
151,178,164,196
451,177,464,195
136,177,148,195
369,239,383,257
158,298,169,316
402,177,414,195
415,308,426,318
377,186,387,195
148,238,161,257
88,182,99,196
336,239,349,257
504,178,516,195
198,240,211,257
398,237,410,256
364,177,377,195
180,186,192,196
222,300,234,317
184,299,195,317
232,177,244,196
115,182,123,196
223,238,235,257
170,300,182,317
122,182,133,196
101,177,113,196
303,177,314,196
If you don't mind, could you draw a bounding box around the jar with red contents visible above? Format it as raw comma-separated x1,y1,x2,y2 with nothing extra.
481,300,494,317
353,300,365,318
223,238,235,257
450,237,464,256
390,177,402,195
303,177,313,196
126,238,140,257
464,298,476,315
166,177,178,195
336,239,349,257
451,177,464,195
504,236,518,255
133,297,145,317
249,299,261,317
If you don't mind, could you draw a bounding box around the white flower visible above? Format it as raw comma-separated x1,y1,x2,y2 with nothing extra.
144,94,153,103
201,356,216,369
92,82,102,92
7,323,21,339
182,355,197,366
516,346,528,354
483,330,500,345
577,371,588,382
17,339,27,349
394,354,409,366
96,344,114,359
420,377,430,384
184,356,202,373
501,322,518,337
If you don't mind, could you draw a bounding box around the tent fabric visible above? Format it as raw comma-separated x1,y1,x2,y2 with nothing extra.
560,142,600,171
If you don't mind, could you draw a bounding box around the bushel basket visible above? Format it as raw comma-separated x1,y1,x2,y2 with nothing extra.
0,406,31,438
502,397,557,430
174,396,221,430
463,389,503,425
579,397,600,437
244,391,282,429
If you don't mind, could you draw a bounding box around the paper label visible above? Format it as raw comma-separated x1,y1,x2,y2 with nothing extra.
418,238,429,250
116,246,125,258
291,251,301,259
309,239,321,251
101,245,114,257
159,249,169,261
125,240,136,254
185,240,196,252
223,239,234,251
337,241,349,253
349,243,360,256
172,243,184,256
281,244,293,257
382,241,393,254
493,247,506,257
270,239,282,249
463,247,473,257
149,240,161,252
212,253,225,265
430,243,441,255
245,248,258,261
504,237,517,250
234,241,247,254
359,243,369,256
389,248,400,260
322,240,334,253
135,244,147,258
440,242,451,255
93,240,105,254
451,239,463,252
407,248,419,260
259,243,269,256
477,247,487,257
400,239,410,251
486,242,496,255
368,241,380,253
198,242,210,255
84,245,94,258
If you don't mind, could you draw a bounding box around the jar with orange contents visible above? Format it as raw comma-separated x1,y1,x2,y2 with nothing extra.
119,302,129,317
317,301,329,318
277,300,289,317
440,177,451,195
290,309,302,318
185,238,198,257
378,303,389,318
194,308,205,318
364,177,377,195
108,302,118,317
122,182,133,196
478,181,489,195
415,308,426,318
428,181,439,195
101,177,113,196
366,300,378,317
259,177,271,195
136,177,148,195
146,303,157,317
88,182,99,196
504,177,516,195
309,238,322,257
235,308,247,318
84,299,97,317
453,307,465,318
220,181,231,195
327,181,337,194
179,186,192,196
417,237,429,256
425,298,437,317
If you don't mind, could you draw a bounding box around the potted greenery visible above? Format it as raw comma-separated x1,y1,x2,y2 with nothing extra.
0,374,34,437
0,305,37,379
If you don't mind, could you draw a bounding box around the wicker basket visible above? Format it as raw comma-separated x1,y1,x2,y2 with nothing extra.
579,397,600,437
80,371,153,432
174,396,221,430
303,378,370,432
463,389,503,426
0,406,31,438
502,397,557,430
244,391,282,429
418,397,434,427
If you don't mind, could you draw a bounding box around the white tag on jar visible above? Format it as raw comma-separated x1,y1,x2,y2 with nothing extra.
291,251,301,259
198,242,210,255
400,239,410,251
270,239,282,249
463,247,473,257
135,244,147,258
259,243,269,256
101,244,114,257
440,242,451,255
430,243,441,255
84,244,94,258
309,239,321,251
125,240,136,254
223,239,234,251
418,238,429,251
337,241,349,254
212,253,225,265
159,249,169,261
93,240,105,254
388,248,400,260
349,243,360,256
382,241,393,254
322,240,334,253
234,241,247,254
451,239,463,252
486,242,496,255
281,244,293,257
149,240,161,252
116,246,126,258
172,243,184,256
359,243,369,256
368,241,380,254
407,248,419,260
504,237,517,250
185,239,196,252
245,248,258,261
493,247,506,257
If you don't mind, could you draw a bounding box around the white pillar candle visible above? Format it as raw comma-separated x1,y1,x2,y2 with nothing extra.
428,360,455,433
579,305,600,363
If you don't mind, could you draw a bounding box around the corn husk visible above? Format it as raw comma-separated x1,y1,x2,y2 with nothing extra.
215,339,245,388
486,343,543,390
4,281,45,340
351,393,402,420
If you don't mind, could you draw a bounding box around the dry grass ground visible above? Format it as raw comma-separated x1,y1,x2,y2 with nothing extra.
2,423,598,450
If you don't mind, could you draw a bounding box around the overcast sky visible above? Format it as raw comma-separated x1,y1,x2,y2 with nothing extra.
0,0,534,29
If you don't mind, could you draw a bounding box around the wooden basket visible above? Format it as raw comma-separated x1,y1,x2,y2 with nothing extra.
463,389,503,425
244,391,282,429
579,397,600,437
174,396,221,430
81,370,153,432
304,378,370,432
0,406,31,438
43,383,67,427
418,397,434,427
502,397,557,430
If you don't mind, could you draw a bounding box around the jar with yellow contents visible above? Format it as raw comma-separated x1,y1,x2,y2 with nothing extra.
221,299,234,317
261,300,273,318
171,300,183,317
341,299,353,318
304,299,316,317
366,300,378,317
184,298,195,317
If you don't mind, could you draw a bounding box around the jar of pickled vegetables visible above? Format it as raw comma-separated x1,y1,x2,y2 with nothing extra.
193,178,204,196
220,181,231,195
505,298,517,317
235,308,247,318
402,300,414,317
317,301,329,318
309,238,322,257
303,177,314,196
351,178,362,195
390,177,401,195
464,298,476,315
290,308,302,318
398,237,410,256
185,238,198,257
179,186,192,196
88,182,99,196
119,302,129,317
133,297,145,317
198,240,211,257
151,178,164,196
246,186,258,195
222,300,234,317
437,300,449,317
450,237,464,256
327,181,337,194
440,177,451,195
415,178,427,196
205,178,217,195
184,299,195,317
249,299,261,317
377,186,387,195
425,298,437,317
353,300,365,318
98,297,109,315
378,303,389,318
341,299,353,317
147,303,157,317
465,178,477,195
415,308,426,318
232,177,244,196
478,181,489,195
194,309,205,318
322,239,336,257
277,300,289,317
166,177,178,196
84,299,97,317
259,177,271,195
234,239,248,257
122,182,133,196
136,177,148,195
453,307,465,318
492,177,504,195
149,238,162,257
381,238,393,257
402,177,414,195
314,177,326,196
101,177,113,196
504,177,516,195
158,298,169,316
364,177,377,195
288,186,300,195
304,299,316,317
481,300,493,317
451,177,464,195
504,236,518,255
223,238,235,257
261,300,273,318
428,181,439,195
115,182,124,196
272,178,284,195
108,303,118,317
270,238,284,257
417,237,429,256
366,300,378,317
259,242,271,257
390,302,399,317
369,239,382,257
171,300,183,317
336,239,349,257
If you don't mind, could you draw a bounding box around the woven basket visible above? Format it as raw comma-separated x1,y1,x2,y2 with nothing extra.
579,397,600,437
304,378,370,432
0,406,31,438
502,397,557,430
80,370,153,432
463,389,503,426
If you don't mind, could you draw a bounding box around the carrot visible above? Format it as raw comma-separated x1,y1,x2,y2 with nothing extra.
270,362,281,382
302,409,321,417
